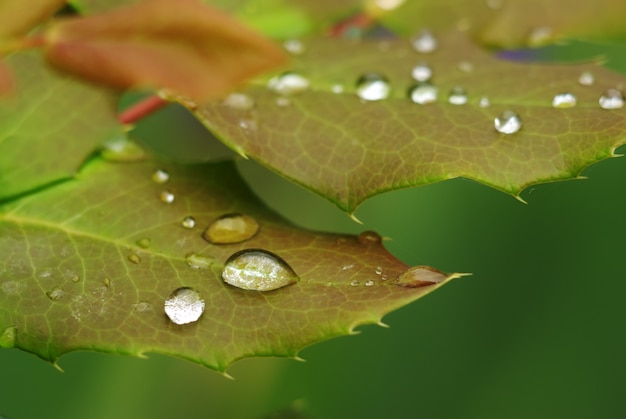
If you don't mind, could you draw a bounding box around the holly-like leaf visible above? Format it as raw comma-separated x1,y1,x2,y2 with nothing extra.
0,0,66,39
0,51,122,201
190,32,626,212
45,0,287,102
0,157,456,370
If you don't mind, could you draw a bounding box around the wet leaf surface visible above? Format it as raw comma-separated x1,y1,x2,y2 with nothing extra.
0,157,456,371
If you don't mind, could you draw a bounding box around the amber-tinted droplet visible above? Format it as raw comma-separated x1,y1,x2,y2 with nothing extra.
358,231,382,244
128,254,141,264
159,190,175,204
181,216,196,229
185,253,215,269
103,278,111,287
136,238,151,249
203,213,260,244
152,169,170,184
395,266,447,288
222,249,299,291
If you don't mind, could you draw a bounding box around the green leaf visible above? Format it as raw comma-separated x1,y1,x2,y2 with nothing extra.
0,51,122,201
0,157,456,371
190,32,626,212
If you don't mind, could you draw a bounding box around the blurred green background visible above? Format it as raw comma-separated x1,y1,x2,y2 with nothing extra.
2,41,626,418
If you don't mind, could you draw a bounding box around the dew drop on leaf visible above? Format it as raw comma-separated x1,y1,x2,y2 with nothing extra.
268,72,310,95
365,280,374,287
448,87,468,105
479,96,491,108
103,278,111,287
181,216,196,229
356,73,391,101
350,280,360,286
71,275,80,283
185,253,215,269
159,190,175,204
331,84,344,94
494,110,522,134
599,88,625,109
375,266,384,275
408,83,438,104
283,39,306,55
128,254,141,264
203,213,260,244
101,136,146,162
221,249,299,291
578,71,595,86
222,93,255,111
411,29,438,53
164,287,205,325
395,266,446,288
552,93,577,108
151,169,170,184
238,118,258,132
136,238,151,249
411,63,432,82
526,26,553,46
0,326,17,348
46,287,65,301
357,230,382,244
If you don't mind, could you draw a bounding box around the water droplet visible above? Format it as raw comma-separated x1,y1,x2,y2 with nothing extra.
448,87,468,105
151,169,169,184
203,214,260,244
395,266,446,288
101,136,146,162
457,61,473,73
268,72,310,95
238,118,258,132
331,84,344,94
381,274,389,281
526,26,553,46
46,287,65,301
0,326,17,348
159,190,175,204
411,63,432,82
408,83,438,104
552,93,577,108
275,97,291,107
342,264,355,271
136,238,151,249
370,0,406,11
222,93,255,111
479,96,491,108
350,280,360,287
411,30,438,53
222,249,299,291
375,266,384,275
185,253,215,269
356,73,391,101
283,39,306,55
181,216,196,229
494,110,522,134
128,254,141,264
103,278,111,287
357,231,382,244
164,287,205,325
71,275,80,283
133,301,152,313
599,88,625,109
578,71,594,86
364,280,374,287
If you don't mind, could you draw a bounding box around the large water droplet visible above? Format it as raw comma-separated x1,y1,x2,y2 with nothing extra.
222,249,299,291
222,93,255,111
159,190,175,204
128,254,141,264
181,216,196,229
448,87,468,105
578,71,594,86
185,253,215,269
0,326,17,348
599,88,625,109
411,30,438,53
408,83,438,104
203,214,260,244
268,72,310,95
395,266,446,288
411,63,432,82
552,93,577,108
46,287,65,301
357,231,382,245
152,169,169,184
494,111,522,134
283,39,306,55
356,73,391,101
164,287,205,325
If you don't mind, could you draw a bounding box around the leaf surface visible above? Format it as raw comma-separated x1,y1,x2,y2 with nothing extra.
0,51,122,201
0,0,66,38
0,157,455,370
192,32,626,212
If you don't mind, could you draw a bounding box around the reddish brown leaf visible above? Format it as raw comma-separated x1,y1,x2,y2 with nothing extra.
0,60,14,96
0,0,66,39
44,0,288,101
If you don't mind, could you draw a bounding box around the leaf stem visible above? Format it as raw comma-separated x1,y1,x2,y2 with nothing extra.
118,94,169,125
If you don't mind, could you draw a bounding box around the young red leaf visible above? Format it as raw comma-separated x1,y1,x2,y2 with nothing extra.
0,60,14,96
44,0,288,101
0,0,66,39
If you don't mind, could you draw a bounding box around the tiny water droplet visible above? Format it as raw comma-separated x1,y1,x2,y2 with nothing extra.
275,97,291,107
479,96,491,108
599,88,625,109
222,92,255,111
395,266,446,288
238,118,258,132
408,83,438,104
356,73,391,101
128,254,141,264
457,61,473,73
268,72,310,95
103,278,111,287
101,136,146,162
375,266,384,275
526,26,553,46
71,276,80,283
364,280,374,287
203,213,260,244
342,264,355,271
181,216,196,229
381,274,389,281
164,287,205,325
136,238,151,249
411,63,432,82
552,93,577,108
578,71,594,86
46,287,65,301
331,84,344,94
222,249,299,291
448,87,468,105
185,253,215,269
133,301,152,313
358,231,382,244
159,190,175,204
494,110,522,134
350,280,360,287
283,39,306,55
0,326,17,348
152,169,169,184
411,29,438,53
